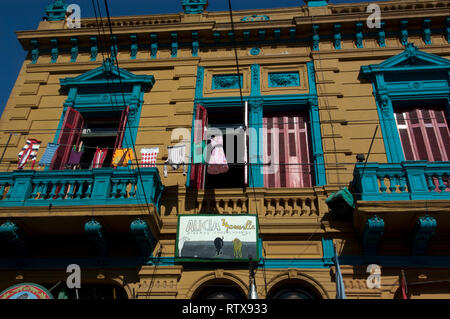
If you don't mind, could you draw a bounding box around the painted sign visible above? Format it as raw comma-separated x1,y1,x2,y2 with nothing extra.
176,214,259,262
0,283,54,299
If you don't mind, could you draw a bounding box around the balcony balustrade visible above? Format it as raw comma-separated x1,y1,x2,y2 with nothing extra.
181,187,325,217
0,167,164,211
353,161,450,201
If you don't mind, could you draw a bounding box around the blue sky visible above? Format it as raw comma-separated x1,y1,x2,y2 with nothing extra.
0,0,381,115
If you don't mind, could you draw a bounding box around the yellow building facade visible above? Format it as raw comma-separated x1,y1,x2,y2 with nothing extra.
0,0,449,299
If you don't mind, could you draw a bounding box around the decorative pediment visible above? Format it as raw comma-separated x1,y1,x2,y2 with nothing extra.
60,58,155,91
360,43,450,77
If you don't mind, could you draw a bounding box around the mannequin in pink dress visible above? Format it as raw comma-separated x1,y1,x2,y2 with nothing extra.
207,135,229,175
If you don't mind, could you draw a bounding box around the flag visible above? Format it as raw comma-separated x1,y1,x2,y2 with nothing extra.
334,244,347,299
401,270,408,299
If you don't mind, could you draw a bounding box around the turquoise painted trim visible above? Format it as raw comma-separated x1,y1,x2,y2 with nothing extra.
90,37,98,62
268,72,300,88
312,25,319,51
400,20,408,46
130,34,138,60
378,22,386,48
248,99,264,187
258,30,266,41
192,31,199,57
447,17,450,44
194,66,204,100
305,0,328,7
171,32,178,58
355,22,363,48
110,35,118,61
50,38,58,63
307,61,326,186
131,218,154,256
353,161,450,201
412,215,437,255
334,24,341,50
30,40,39,64
150,34,158,59
181,0,207,14
85,219,107,256
363,216,384,258
70,37,78,63
273,29,281,42
422,18,432,45
250,64,260,96
212,74,243,90
250,48,260,56
0,168,164,212
45,0,68,21
321,237,334,266
360,43,450,163
241,15,269,22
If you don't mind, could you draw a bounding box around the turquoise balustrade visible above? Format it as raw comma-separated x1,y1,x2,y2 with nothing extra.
353,161,450,201
0,167,164,212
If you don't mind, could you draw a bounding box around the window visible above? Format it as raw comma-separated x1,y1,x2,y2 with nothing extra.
263,112,313,188
189,104,246,189
394,106,450,161
51,106,129,170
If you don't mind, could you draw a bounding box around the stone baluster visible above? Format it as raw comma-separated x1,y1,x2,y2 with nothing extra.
378,175,387,192
388,175,397,193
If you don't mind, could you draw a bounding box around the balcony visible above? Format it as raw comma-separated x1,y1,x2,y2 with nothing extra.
353,161,450,201
0,167,164,211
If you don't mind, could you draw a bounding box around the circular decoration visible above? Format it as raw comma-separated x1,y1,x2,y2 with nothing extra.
0,283,54,299
250,48,260,56
410,82,421,89
102,94,109,101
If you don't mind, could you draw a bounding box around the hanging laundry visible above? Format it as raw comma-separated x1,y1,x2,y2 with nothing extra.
112,148,134,167
90,148,108,169
18,138,41,169
164,145,186,177
207,135,229,175
141,147,159,168
67,149,84,166
39,143,59,167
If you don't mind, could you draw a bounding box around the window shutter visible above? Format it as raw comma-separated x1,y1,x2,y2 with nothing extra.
189,104,208,189
51,107,84,170
263,113,312,188
395,107,450,162
394,111,415,160
114,105,130,150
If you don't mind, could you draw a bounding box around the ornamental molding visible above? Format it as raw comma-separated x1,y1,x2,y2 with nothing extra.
268,72,300,88
212,74,242,90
